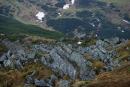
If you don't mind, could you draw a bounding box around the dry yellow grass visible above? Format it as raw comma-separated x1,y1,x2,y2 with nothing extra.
72,59,130,87
116,40,130,61
86,63,130,87
0,63,53,87
92,61,105,69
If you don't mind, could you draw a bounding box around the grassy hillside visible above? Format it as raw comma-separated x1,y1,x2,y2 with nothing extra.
72,63,130,87
0,15,63,39
98,0,130,5
98,0,130,14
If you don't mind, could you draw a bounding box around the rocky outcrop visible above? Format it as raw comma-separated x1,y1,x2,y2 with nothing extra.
42,49,77,79
0,38,124,86
0,40,35,69
34,38,120,80
81,39,120,71
37,43,95,80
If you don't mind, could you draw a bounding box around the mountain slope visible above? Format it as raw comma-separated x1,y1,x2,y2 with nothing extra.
0,14,63,39
98,0,130,15
0,0,130,39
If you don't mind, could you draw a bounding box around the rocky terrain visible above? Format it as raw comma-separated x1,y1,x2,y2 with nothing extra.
0,0,130,87
0,35,130,87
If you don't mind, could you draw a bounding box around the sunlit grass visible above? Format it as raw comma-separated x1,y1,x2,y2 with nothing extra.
0,15,63,40
0,62,52,87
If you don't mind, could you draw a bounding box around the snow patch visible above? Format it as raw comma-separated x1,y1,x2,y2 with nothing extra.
36,11,45,21
95,34,98,37
121,30,125,33
58,12,62,16
63,0,75,10
71,0,75,5
123,19,130,24
89,23,95,27
63,4,70,9
77,41,82,45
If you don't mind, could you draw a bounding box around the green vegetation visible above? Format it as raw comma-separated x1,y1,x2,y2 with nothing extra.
35,51,47,59
81,38,97,47
0,15,63,39
72,80,92,87
116,41,130,61
127,66,130,73
98,0,130,5
98,0,130,15
47,17,84,33
0,44,7,56
7,34,26,41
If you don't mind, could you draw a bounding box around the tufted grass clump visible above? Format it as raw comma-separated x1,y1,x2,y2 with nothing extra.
0,44,8,56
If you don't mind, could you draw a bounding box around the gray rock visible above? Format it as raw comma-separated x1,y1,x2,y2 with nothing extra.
34,79,52,87
70,52,95,80
27,51,36,59
25,71,36,84
3,59,14,68
70,52,86,67
50,75,58,83
48,49,76,79
58,80,70,87
0,38,121,82
15,59,23,69
24,84,32,87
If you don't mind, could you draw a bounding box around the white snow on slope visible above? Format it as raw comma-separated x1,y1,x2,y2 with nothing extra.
121,30,125,33
71,0,75,5
77,41,82,45
36,11,45,21
63,0,75,10
63,4,70,9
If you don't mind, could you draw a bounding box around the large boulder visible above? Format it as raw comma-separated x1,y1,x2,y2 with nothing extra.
41,49,77,79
